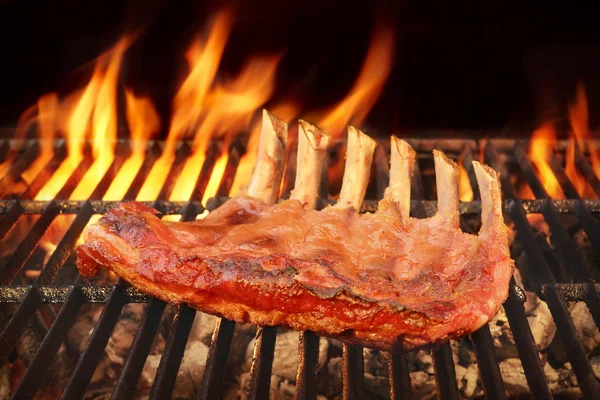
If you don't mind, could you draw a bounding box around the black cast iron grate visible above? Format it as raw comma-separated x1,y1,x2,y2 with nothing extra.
0,137,600,399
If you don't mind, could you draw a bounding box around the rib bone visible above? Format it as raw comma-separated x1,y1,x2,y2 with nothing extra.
473,161,504,239
290,120,330,209
389,137,415,219
247,110,288,205
433,150,459,227
335,126,376,210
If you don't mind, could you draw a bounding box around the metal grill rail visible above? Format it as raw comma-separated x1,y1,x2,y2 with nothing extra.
0,138,599,399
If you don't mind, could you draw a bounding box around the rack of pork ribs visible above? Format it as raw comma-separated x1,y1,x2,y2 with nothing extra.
76,110,514,352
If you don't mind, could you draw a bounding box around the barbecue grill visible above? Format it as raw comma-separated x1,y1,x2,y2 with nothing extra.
1,135,600,399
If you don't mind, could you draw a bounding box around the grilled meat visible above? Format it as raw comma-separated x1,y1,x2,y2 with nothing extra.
77,110,514,351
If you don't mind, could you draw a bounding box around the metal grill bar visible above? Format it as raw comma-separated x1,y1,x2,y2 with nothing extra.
388,353,411,400
491,142,600,398
295,331,320,400
111,298,167,400
470,326,506,399
432,344,459,400
61,282,128,399
0,142,40,198
149,305,197,399
122,142,162,200
192,141,221,200
11,286,85,400
35,201,94,284
0,200,23,241
485,142,561,398
197,318,236,400
543,286,600,397
0,202,93,365
6,142,187,398
503,278,553,399
342,344,365,400
19,143,67,200
247,326,278,399
3,198,600,215
574,144,600,197
157,143,192,200
512,143,600,326
217,144,243,198
89,142,131,199
0,200,59,284
54,155,94,199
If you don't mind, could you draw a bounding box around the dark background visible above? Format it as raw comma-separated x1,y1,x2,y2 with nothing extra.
1,0,600,137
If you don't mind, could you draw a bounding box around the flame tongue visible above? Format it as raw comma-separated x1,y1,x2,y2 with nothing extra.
315,23,394,138
167,54,282,202
103,90,160,200
566,82,598,198
528,123,565,199
21,94,58,184
16,9,399,206
32,38,130,200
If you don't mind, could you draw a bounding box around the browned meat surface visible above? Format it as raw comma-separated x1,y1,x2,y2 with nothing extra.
77,111,514,351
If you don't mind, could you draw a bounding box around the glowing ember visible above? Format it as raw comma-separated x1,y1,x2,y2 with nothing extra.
526,213,548,234
104,90,160,200
528,123,565,199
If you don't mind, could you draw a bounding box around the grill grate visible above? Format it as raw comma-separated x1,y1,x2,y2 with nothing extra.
1,137,600,399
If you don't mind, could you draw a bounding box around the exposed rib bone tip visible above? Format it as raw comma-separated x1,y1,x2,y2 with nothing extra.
433,150,459,226
263,109,288,145
472,160,503,235
472,160,500,181
336,126,376,210
389,136,415,219
290,120,331,209
246,110,288,205
299,120,330,150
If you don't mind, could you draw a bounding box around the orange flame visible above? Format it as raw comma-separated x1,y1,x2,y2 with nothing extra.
103,90,160,200
307,22,394,193
69,39,128,199
165,8,233,155
566,82,597,198
458,156,474,202
21,94,58,184
34,38,130,200
528,123,565,199
315,23,394,138
171,55,281,202
137,9,232,201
